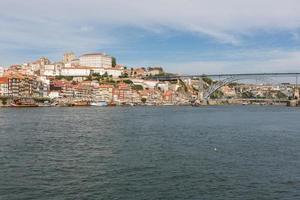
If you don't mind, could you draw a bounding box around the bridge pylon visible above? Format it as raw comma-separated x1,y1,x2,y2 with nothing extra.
197,78,206,103
293,87,299,99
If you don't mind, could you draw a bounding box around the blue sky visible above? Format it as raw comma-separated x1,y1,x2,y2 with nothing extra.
1,0,300,74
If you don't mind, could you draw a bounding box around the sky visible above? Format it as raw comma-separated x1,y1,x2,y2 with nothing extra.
1,0,300,74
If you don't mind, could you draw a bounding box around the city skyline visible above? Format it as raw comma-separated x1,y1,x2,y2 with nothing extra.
1,0,300,74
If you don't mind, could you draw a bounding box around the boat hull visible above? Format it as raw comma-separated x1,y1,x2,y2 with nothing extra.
90,101,108,107
10,103,39,107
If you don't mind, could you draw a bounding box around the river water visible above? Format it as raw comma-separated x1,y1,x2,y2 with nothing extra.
0,106,300,200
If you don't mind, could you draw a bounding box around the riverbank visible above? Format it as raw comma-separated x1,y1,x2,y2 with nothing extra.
1,97,299,108
0,102,299,108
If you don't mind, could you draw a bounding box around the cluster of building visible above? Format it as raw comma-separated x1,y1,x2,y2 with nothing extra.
1,52,298,107
47,79,187,105
0,52,190,106
218,84,295,99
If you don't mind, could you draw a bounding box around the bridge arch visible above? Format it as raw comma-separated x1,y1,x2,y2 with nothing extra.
203,76,284,100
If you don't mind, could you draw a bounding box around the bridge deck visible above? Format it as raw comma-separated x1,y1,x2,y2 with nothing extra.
148,72,300,80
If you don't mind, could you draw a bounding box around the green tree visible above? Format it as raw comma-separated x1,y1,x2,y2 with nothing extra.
141,97,147,104
210,90,224,99
202,77,213,85
228,82,238,87
103,72,108,77
55,75,73,81
276,91,287,99
1,97,8,105
132,84,143,91
112,57,117,67
119,73,129,78
86,75,93,81
92,73,100,77
242,91,255,98
123,79,133,84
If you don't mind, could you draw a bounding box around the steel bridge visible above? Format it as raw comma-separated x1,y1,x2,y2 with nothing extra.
148,72,300,100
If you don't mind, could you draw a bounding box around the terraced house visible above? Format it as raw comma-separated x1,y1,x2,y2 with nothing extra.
0,77,9,96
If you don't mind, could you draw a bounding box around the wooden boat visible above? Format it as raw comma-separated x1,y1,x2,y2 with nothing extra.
73,101,89,106
108,102,117,107
10,99,38,107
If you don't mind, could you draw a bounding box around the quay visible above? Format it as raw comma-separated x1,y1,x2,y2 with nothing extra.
1,97,299,108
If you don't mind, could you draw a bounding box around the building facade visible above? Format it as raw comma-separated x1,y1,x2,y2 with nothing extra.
79,53,112,68
0,77,8,96
61,67,92,77
92,84,114,102
92,68,123,78
63,52,76,64
0,67,4,77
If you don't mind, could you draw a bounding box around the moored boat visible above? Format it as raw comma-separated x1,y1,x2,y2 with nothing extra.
162,103,174,106
108,102,117,107
90,101,108,107
10,99,38,107
73,101,89,106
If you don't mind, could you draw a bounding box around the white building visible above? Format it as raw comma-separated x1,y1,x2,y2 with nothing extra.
146,67,163,76
41,63,63,77
92,68,123,78
65,59,80,68
0,67,4,76
43,65,56,76
37,76,50,97
156,82,169,92
79,53,112,68
132,79,159,89
29,63,41,72
48,91,60,99
106,68,122,78
61,67,92,77
0,77,8,96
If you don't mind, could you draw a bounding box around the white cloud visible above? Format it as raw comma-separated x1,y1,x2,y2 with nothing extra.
291,32,300,41
1,0,300,70
1,0,300,43
0,13,117,65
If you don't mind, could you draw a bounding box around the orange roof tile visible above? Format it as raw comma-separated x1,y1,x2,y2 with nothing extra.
99,84,114,88
0,77,8,84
